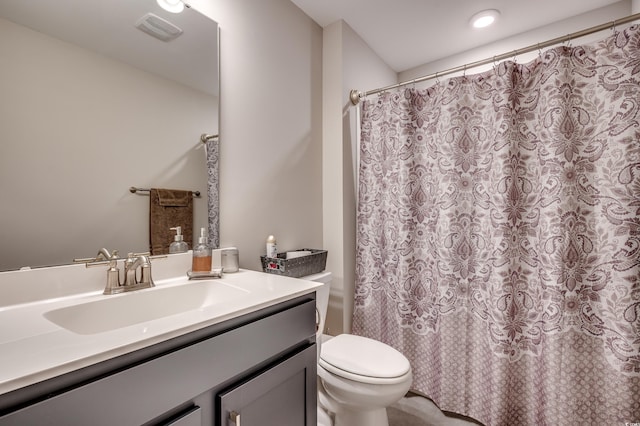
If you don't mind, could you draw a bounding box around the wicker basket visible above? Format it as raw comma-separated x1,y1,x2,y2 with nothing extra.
260,249,327,278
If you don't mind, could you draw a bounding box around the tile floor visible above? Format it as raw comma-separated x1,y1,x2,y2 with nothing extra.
388,393,483,426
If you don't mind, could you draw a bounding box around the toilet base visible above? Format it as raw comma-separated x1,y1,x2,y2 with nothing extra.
333,407,389,426
317,358,411,426
317,405,333,426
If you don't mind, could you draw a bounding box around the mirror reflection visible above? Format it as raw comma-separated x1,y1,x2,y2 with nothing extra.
0,0,219,271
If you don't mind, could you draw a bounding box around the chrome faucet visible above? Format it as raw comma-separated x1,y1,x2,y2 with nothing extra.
103,252,155,295
124,253,154,288
75,248,156,295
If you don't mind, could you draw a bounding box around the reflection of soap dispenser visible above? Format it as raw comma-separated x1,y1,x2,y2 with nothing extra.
169,226,188,253
192,228,212,272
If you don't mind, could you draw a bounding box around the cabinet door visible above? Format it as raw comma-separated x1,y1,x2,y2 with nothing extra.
218,345,317,426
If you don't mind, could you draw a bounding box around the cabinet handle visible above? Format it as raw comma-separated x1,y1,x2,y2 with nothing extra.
229,411,241,426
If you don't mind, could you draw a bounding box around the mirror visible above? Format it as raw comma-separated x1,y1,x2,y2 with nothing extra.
0,0,219,271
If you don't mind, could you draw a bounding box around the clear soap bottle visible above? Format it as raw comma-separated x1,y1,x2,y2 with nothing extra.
192,227,212,272
169,226,189,253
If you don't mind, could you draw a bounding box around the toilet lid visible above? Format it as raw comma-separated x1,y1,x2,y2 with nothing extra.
319,334,411,384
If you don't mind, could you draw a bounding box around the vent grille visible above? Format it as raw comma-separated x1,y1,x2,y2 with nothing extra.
135,13,183,42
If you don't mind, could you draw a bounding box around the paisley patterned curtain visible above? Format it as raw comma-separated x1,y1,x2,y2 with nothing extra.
353,26,640,425
205,137,220,248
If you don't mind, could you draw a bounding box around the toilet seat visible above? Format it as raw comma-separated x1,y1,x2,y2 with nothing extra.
319,334,411,385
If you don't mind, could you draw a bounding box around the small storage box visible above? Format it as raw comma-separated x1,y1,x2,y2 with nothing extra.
260,249,327,278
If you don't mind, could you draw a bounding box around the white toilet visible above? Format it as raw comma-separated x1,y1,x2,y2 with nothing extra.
303,272,412,426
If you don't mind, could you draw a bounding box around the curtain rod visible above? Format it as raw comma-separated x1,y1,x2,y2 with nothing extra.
349,12,640,105
200,133,219,143
129,187,201,197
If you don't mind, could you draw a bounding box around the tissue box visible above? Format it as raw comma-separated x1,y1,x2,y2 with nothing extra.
260,249,327,278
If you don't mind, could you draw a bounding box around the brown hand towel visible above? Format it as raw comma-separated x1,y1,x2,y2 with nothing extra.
149,188,193,255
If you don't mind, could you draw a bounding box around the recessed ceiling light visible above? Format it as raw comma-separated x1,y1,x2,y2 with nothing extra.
470,9,500,29
157,0,185,14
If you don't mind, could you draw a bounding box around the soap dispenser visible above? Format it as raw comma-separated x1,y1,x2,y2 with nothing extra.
169,226,189,253
192,227,212,272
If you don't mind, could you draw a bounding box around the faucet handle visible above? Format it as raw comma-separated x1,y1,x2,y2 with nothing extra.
125,252,151,264
103,259,122,295
74,248,120,264
102,253,155,294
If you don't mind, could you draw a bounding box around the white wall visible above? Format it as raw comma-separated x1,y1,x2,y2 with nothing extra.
322,21,396,334
187,0,324,271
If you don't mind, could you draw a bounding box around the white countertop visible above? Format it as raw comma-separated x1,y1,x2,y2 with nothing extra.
0,267,320,396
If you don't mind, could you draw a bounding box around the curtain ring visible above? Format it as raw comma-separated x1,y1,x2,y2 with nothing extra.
537,43,543,58
564,35,572,48
463,64,467,78
435,71,440,84
612,19,618,35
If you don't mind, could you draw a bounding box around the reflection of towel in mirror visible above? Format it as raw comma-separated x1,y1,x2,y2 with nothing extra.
149,188,193,255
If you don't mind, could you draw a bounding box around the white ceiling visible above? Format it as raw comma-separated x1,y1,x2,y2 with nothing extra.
290,0,624,72
0,0,219,95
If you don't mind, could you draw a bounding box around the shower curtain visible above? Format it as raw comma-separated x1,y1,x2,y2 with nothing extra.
352,25,640,425
204,137,220,248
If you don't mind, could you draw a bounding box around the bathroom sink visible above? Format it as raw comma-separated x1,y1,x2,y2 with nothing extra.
44,281,249,335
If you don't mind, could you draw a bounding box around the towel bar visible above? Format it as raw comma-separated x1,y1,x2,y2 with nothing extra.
129,187,201,197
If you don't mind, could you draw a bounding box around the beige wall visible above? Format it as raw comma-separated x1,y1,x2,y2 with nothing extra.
192,1,396,335
189,0,324,271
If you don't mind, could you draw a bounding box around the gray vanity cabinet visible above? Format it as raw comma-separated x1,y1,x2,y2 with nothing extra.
0,295,317,426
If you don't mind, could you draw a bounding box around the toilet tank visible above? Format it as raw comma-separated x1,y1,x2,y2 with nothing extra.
301,271,331,335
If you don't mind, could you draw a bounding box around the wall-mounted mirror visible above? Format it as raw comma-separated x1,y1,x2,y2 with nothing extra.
0,0,219,271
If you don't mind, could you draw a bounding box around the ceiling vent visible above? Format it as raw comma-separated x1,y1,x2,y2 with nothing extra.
135,13,183,42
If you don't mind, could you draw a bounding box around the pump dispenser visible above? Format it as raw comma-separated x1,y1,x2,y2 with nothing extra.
192,227,212,272
169,226,188,253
